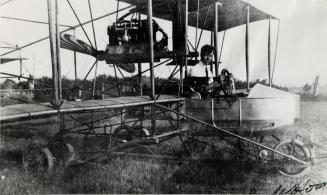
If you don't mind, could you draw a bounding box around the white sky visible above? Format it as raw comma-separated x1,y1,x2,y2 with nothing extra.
1,0,327,87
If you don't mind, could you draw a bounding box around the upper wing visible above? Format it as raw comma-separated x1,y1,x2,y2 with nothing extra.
120,0,276,31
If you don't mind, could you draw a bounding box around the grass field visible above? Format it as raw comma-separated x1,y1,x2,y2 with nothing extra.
1,101,327,194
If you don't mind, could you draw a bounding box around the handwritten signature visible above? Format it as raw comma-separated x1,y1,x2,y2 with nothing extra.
249,180,327,194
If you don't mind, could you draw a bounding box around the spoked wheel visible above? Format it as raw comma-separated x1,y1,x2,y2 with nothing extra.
112,125,152,153
22,143,54,172
113,125,133,145
48,141,75,167
182,135,207,158
274,139,313,177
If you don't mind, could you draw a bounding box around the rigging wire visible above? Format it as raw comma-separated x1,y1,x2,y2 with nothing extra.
195,0,199,48
87,0,98,97
0,16,73,27
0,41,16,47
0,0,14,6
271,19,280,85
1,5,134,57
66,0,94,49
218,30,226,65
196,5,211,50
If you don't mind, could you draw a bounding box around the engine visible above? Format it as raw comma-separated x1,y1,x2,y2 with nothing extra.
106,19,168,54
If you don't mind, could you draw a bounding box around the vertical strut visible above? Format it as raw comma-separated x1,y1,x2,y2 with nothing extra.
245,6,250,91
55,0,62,100
147,0,156,133
184,0,189,78
214,2,219,77
47,0,61,108
268,16,272,87
138,63,143,96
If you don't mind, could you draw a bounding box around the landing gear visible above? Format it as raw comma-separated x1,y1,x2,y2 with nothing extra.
22,143,54,172
183,136,207,158
274,139,314,177
48,141,75,167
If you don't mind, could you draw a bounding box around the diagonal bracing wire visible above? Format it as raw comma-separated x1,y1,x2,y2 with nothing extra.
66,0,94,48
87,0,98,98
196,5,211,50
271,19,280,85
1,5,134,57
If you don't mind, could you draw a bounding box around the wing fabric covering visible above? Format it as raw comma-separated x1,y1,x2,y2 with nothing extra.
121,0,275,31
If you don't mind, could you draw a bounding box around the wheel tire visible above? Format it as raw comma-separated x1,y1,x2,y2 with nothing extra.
48,141,75,167
274,139,313,177
22,144,54,173
113,125,133,145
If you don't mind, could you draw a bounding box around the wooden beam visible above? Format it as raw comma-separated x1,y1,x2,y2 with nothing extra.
268,16,271,87
245,6,250,91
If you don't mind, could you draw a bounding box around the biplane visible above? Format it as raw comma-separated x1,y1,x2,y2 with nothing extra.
1,0,323,177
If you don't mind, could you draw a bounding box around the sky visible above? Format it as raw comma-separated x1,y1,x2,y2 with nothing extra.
1,0,327,87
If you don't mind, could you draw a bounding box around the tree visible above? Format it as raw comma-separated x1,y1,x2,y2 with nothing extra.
0,79,16,89
303,83,312,93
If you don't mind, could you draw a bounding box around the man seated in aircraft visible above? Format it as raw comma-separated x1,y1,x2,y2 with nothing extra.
186,44,236,98
186,44,219,98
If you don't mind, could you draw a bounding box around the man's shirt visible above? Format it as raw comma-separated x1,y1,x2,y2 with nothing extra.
188,61,214,83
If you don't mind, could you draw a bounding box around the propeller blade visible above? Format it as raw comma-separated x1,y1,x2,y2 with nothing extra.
0,58,27,64
60,34,96,56
115,64,136,73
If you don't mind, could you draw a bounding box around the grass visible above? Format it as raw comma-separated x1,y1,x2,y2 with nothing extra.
1,101,327,194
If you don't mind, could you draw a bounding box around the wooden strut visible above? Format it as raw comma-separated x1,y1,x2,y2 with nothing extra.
214,2,219,77
268,16,271,87
76,103,308,166
147,0,156,135
47,0,62,108
154,104,309,165
245,6,250,91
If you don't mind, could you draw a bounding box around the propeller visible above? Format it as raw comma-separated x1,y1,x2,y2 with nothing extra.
0,58,28,64
60,33,135,73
